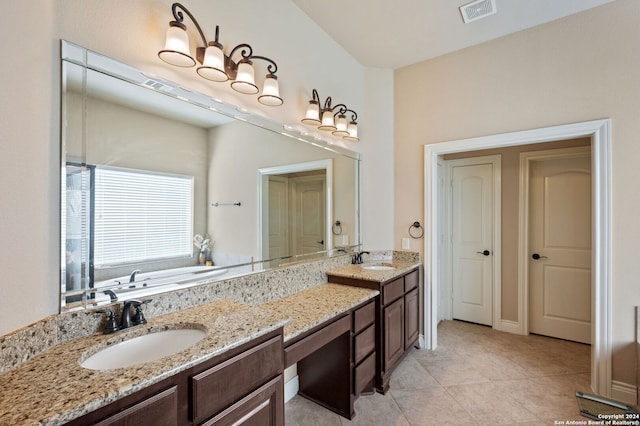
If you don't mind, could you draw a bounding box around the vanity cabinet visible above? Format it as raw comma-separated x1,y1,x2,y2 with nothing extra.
65,329,284,426
352,301,376,397
328,266,421,394
283,299,376,420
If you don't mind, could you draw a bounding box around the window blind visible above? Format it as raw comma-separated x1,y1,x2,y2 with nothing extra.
94,167,193,267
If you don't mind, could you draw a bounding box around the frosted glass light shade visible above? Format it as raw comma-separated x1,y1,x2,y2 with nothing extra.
301,100,321,124
258,75,283,106
197,44,228,82
318,110,337,131
332,114,349,136
158,26,196,67
343,121,359,141
231,61,259,94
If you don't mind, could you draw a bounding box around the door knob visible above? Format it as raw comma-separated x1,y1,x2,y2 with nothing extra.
476,250,491,256
317,240,324,245
531,253,548,260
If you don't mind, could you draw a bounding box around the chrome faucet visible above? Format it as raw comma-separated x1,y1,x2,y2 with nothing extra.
352,251,370,265
129,269,142,283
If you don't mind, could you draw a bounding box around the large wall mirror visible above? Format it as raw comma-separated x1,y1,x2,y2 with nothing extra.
61,41,361,311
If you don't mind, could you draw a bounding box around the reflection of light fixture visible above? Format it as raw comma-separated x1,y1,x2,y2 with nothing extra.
158,3,283,106
301,89,360,141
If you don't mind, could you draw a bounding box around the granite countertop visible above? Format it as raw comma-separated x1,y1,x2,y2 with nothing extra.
261,283,379,342
0,300,289,426
326,258,421,283
0,283,379,425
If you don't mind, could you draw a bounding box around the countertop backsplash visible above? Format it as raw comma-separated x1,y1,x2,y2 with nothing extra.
0,250,420,374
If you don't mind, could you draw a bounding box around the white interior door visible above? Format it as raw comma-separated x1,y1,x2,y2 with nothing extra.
291,175,326,254
451,161,495,326
528,152,592,344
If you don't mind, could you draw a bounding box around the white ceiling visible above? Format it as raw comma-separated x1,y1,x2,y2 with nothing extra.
292,0,615,69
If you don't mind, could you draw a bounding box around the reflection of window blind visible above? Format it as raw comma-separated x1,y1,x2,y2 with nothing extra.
94,167,193,267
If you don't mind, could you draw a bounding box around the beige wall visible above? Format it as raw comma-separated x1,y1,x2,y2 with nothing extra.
395,0,640,386
443,138,590,322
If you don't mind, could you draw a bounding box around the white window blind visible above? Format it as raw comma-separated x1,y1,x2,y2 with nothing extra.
94,167,193,267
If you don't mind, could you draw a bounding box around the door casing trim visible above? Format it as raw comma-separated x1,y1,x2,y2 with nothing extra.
423,119,612,397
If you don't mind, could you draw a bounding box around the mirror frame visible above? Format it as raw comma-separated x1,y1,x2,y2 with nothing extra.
60,40,361,311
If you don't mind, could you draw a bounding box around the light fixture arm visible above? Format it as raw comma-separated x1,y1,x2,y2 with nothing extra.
228,43,279,74
331,103,348,117
311,89,320,104
344,109,358,122
250,55,278,75
323,96,334,111
170,2,209,47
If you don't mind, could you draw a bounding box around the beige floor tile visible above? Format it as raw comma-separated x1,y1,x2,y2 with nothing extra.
445,381,538,424
341,392,409,426
285,395,342,426
497,376,585,421
465,352,529,382
416,356,491,387
391,387,477,425
285,320,592,425
390,355,440,390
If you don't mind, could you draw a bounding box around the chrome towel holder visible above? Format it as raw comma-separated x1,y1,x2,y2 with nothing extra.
211,202,241,207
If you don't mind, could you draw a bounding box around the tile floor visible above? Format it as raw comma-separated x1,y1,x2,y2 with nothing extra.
285,320,592,425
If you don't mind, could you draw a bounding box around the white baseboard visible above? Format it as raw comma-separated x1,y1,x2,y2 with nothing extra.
418,334,425,349
494,319,523,335
611,380,637,406
284,375,299,403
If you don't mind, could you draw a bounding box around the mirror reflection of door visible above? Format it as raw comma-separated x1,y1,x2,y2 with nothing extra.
291,174,326,255
265,170,326,262
267,176,289,259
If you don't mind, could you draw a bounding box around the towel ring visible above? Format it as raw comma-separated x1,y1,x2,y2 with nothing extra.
408,221,424,239
332,220,343,235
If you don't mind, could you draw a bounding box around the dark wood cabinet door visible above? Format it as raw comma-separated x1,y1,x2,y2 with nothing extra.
404,287,419,349
383,297,404,372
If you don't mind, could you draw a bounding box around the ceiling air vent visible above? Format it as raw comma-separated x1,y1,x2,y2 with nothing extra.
142,79,174,93
459,0,497,23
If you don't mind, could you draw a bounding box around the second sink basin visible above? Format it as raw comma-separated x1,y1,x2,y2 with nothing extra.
81,327,207,371
361,264,396,271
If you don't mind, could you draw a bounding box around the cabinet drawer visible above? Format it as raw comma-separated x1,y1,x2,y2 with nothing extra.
94,386,178,426
404,269,419,292
192,336,283,424
200,375,283,426
354,352,375,396
382,277,404,305
284,315,350,367
354,324,375,364
353,301,375,333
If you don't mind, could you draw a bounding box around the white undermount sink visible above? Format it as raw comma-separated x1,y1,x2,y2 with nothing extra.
80,328,206,371
361,264,396,271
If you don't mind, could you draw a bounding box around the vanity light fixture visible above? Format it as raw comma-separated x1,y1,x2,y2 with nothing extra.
158,3,283,106
301,89,360,142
